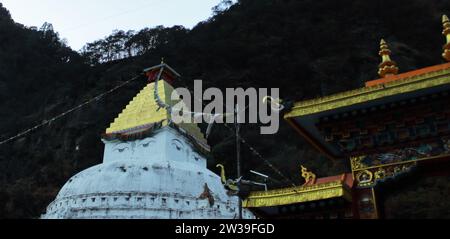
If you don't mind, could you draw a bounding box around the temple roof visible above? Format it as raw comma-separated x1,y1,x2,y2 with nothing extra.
285,62,450,119
284,16,450,159
243,173,353,208
284,62,450,159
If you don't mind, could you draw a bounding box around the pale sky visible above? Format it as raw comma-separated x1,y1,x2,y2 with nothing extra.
1,0,224,50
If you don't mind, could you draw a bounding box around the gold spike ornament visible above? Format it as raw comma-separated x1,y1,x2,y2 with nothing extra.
442,15,450,61
378,39,399,78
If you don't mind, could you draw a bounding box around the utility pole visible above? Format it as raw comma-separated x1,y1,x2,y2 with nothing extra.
236,104,243,219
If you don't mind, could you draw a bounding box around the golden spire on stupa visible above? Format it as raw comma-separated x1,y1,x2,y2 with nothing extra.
442,15,450,61
378,39,399,78
104,63,209,151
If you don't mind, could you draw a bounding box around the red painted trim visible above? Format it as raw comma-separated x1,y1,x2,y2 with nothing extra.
366,62,450,87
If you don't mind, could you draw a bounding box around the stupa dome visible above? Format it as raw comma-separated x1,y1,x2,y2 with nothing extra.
43,128,251,219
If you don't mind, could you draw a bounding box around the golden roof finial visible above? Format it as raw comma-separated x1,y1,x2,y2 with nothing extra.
300,165,316,186
442,15,450,61
378,39,399,78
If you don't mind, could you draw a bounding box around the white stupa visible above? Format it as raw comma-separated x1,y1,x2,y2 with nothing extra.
42,64,253,219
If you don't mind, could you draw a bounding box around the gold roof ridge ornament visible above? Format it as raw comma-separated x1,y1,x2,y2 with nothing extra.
217,164,239,191
378,39,399,78
442,14,450,61
301,165,317,186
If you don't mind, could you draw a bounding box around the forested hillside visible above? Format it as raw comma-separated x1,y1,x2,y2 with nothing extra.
0,0,449,218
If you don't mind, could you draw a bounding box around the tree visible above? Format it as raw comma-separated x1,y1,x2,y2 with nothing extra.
212,0,234,15
0,3,12,22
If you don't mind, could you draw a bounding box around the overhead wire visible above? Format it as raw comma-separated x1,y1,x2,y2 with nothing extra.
0,73,144,146
174,77,299,188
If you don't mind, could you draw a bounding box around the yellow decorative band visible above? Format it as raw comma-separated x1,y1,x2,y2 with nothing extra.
243,181,352,208
285,68,450,118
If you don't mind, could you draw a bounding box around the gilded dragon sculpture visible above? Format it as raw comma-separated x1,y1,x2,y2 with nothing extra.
301,165,317,186
216,164,239,191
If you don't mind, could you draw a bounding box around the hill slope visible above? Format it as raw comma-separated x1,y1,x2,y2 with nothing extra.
0,0,449,218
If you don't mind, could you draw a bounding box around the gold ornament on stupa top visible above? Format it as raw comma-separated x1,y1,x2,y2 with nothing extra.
105,64,209,151
106,80,176,134
442,14,450,61
378,39,399,78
